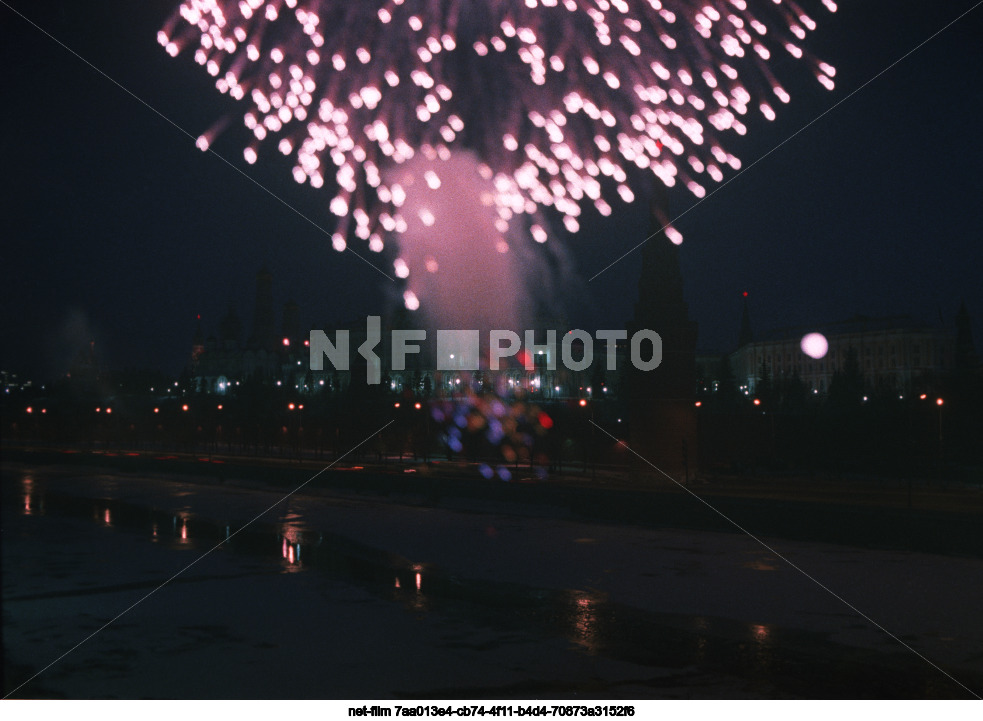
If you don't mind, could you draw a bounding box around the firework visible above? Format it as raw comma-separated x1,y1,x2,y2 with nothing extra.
161,0,836,285
428,391,554,476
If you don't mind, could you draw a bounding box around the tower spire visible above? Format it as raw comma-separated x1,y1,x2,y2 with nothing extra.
627,188,699,482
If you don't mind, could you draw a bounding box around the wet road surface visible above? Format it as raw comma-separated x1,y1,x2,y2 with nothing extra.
3,463,982,698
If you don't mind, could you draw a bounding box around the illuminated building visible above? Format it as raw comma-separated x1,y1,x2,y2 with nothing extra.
729,306,957,398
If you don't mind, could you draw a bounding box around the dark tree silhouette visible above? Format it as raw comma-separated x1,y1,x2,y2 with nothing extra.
828,347,864,409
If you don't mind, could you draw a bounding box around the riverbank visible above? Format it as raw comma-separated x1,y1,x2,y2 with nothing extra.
4,445,982,557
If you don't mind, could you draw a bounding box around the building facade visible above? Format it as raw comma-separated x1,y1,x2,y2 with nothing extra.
729,313,955,399
189,268,630,405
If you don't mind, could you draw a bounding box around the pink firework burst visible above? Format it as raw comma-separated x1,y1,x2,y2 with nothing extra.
161,0,837,260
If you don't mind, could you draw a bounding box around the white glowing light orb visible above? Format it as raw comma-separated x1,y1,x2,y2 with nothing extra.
800,332,828,360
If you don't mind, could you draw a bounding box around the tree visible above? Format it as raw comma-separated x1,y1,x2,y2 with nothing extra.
756,359,773,405
828,347,863,408
717,353,737,407
781,372,807,412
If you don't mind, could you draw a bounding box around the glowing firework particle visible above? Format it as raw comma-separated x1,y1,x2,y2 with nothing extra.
800,332,829,360
161,1,836,306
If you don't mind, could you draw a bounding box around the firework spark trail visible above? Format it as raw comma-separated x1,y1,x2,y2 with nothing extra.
161,0,836,308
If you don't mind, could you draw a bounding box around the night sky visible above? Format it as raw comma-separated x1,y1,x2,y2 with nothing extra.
2,0,981,378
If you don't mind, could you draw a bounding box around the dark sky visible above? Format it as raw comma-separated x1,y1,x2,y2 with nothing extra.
2,1,981,378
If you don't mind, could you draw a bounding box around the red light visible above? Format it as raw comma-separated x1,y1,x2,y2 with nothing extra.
304,339,310,347
579,399,587,407
298,404,304,410
695,401,702,407
217,404,223,410
25,407,33,414
95,407,101,413
919,394,927,400
753,398,761,406
394,402,400,408
154,408,159,414
414,402,422,409
105,408,112,414
282,338,290,346
41,408,47,414
182,404,189,412
743,291,749,297
288,403,295,410
936,398,944,406
538,412,554,429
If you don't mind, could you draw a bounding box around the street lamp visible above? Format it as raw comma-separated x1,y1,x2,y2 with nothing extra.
936,398,944,486
578,399,595,480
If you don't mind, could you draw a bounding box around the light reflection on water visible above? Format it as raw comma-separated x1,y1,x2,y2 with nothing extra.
742,550,779,572
408,573,428,611
279,518,308,574
22,477,35,515
6,471,964,698
744,559,779,572
15,477,608,651
749,622,774,673
13,475,695,662
165,514,192,545
392,564,429,611
567,590,602,653
3,475,823,666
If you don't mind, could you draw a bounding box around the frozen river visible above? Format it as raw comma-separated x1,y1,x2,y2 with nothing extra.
3,463,981,699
